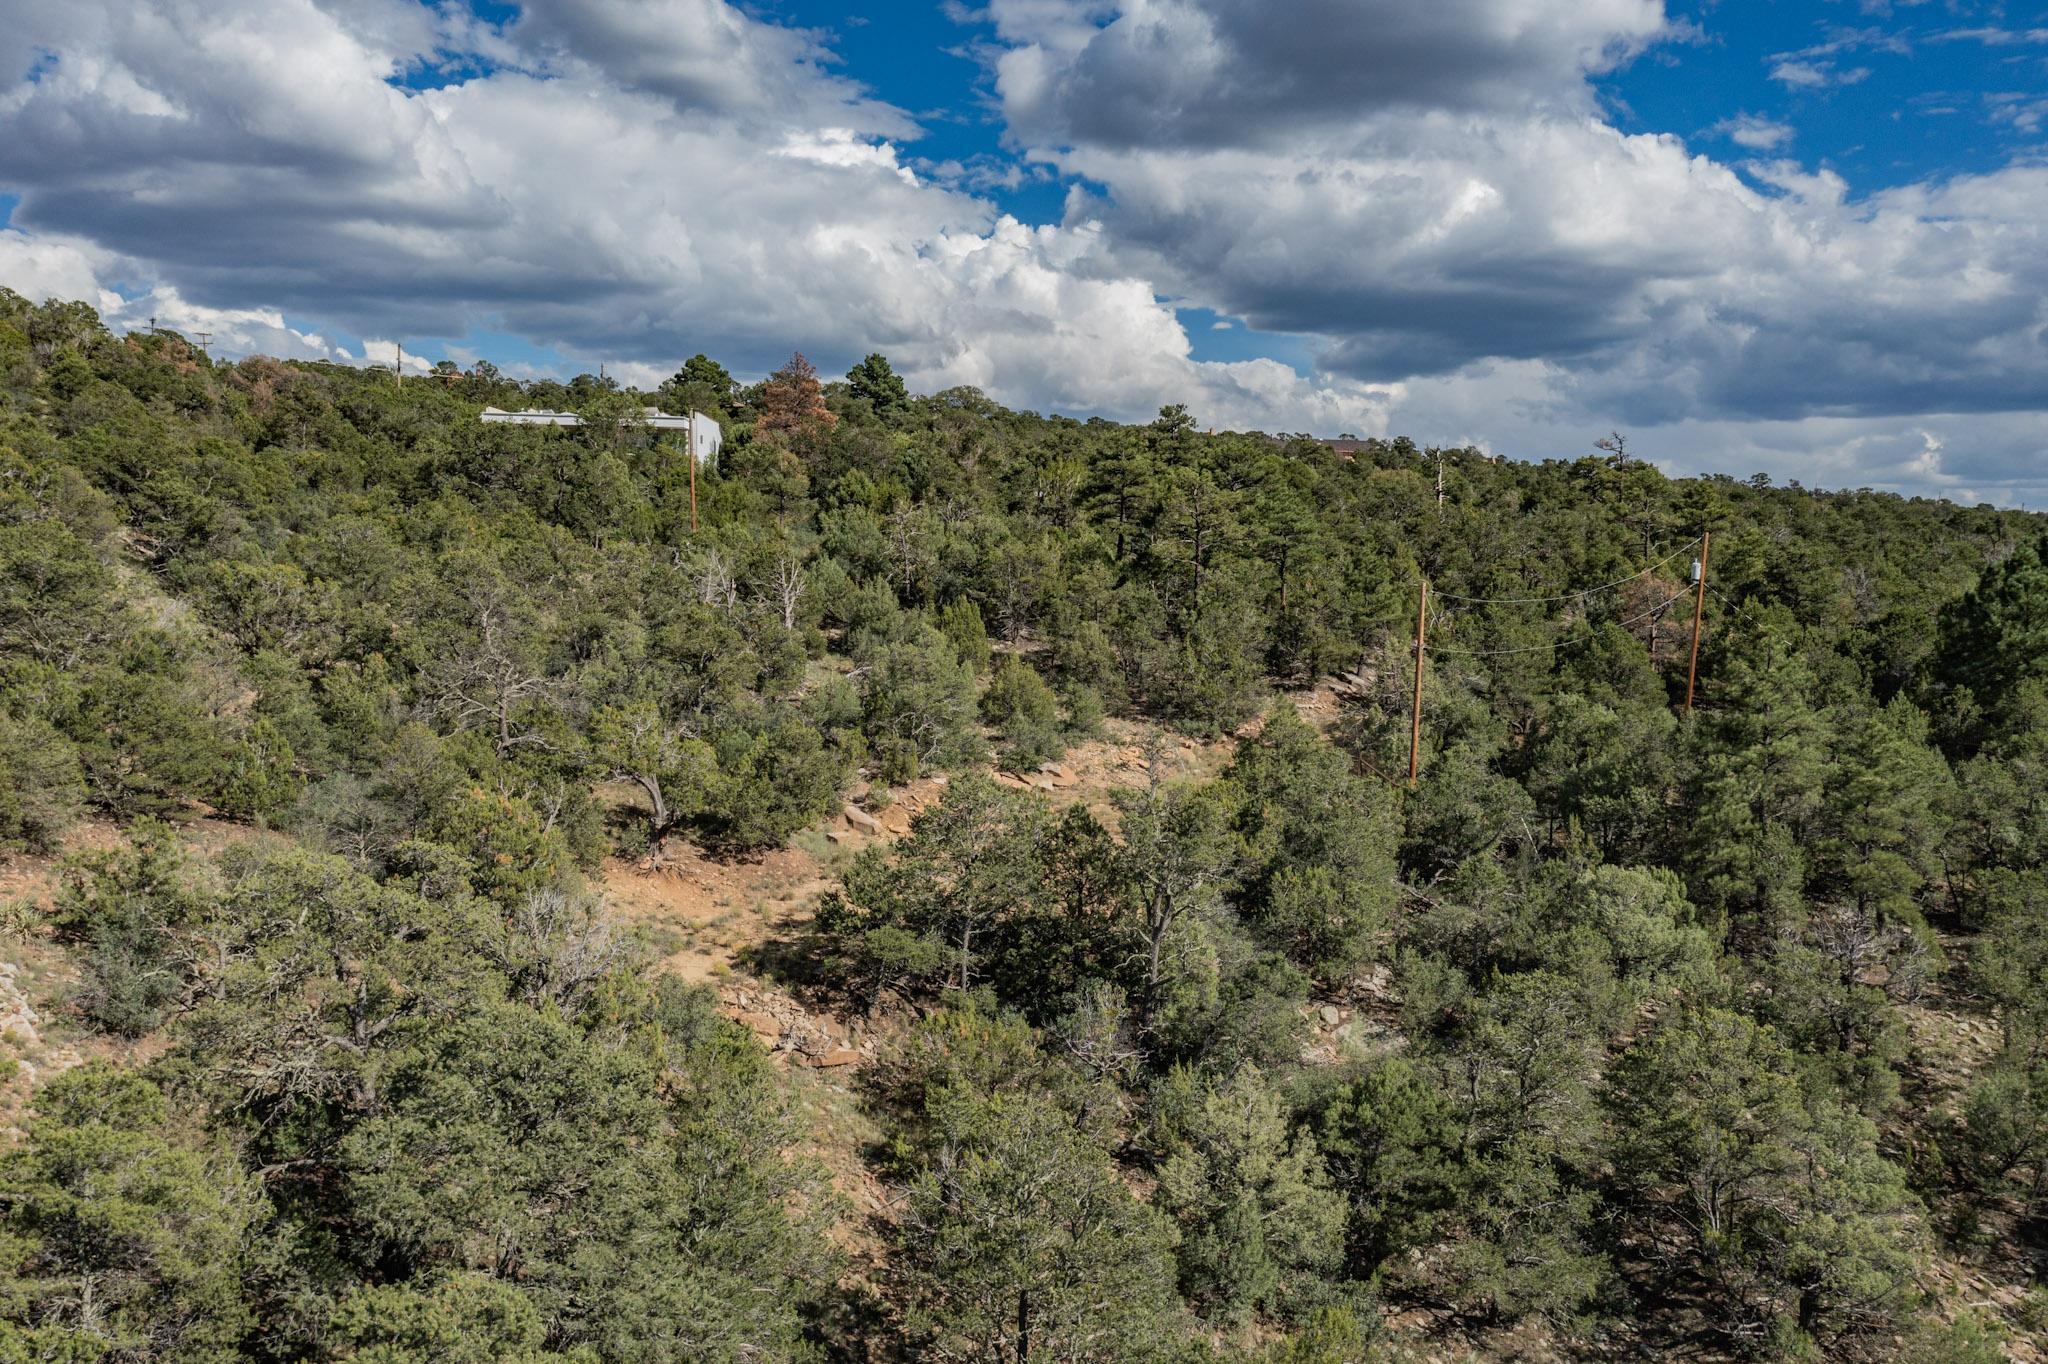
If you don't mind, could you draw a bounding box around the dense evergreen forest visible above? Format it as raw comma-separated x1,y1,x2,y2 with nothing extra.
3,284,2047,1362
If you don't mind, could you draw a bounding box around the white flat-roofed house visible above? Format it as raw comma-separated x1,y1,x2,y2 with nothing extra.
686,411,720,469
480,406,722,467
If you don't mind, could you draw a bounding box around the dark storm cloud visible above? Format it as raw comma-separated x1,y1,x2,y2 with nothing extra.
507,0,916,136
995,0,1669,149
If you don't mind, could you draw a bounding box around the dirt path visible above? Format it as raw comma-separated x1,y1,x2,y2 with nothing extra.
599,710,1264,991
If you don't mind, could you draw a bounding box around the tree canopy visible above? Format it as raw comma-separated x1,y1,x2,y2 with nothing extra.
0,285,2042,1362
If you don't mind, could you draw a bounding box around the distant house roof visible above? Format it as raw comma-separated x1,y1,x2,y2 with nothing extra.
1319,438,1373,458
480,406,696,430
479,406,722,466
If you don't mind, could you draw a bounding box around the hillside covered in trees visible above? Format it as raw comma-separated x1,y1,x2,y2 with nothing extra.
2,286,2047,1362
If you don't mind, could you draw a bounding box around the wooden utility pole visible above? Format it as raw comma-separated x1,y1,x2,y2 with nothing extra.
688,435,699,533
1408,579,1428,786
395,342,403,388
1683,531,1711,715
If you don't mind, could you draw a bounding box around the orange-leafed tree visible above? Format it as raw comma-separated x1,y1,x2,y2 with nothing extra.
755,351,838,442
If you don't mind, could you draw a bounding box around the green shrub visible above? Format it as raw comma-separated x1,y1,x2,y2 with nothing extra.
983,656,1063,769
0,713,85,853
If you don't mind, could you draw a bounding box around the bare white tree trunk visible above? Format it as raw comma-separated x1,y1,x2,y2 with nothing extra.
696,549,736,610
770,552,806,630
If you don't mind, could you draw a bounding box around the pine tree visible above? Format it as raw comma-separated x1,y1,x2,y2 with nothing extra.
1935,530,2048,742
846,351,909,412
1225,704,1398,979
1606,1006,1925,1349
0,1066,264,1364
897,1088,1186,1363
1151,1064,1347,1325
1684,610,1832,940
827,773,1049,997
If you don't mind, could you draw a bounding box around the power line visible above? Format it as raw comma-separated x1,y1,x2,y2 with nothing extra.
1401,533,1722,781
1424,585,1696,657
1428,536,1701,606
1683,530,1711,715
1702,583,1776,635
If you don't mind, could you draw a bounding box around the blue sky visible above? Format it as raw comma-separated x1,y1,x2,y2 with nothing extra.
1604,3,2048,185
1,0,2044,499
